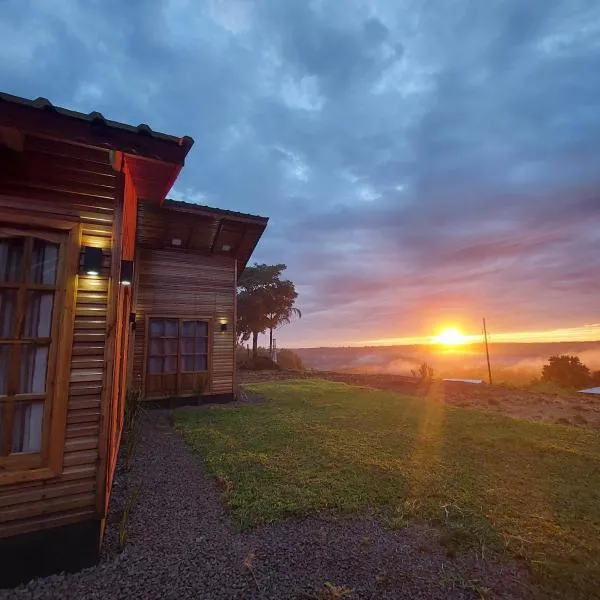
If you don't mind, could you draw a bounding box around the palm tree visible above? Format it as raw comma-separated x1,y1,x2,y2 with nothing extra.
266,303,302,357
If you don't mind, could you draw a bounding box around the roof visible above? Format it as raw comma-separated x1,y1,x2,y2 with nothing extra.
137,199,267,276
0,91,194,164
164,199,268,225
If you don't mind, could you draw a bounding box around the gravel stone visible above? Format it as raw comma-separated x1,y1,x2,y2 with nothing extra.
0,410,529,600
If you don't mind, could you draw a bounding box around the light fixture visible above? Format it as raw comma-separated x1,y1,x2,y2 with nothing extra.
220,321,228,333
221,244,231,252
82,246,103,276
120,260,134,286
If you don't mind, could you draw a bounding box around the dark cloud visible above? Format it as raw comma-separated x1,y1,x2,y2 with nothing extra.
1,0,599,346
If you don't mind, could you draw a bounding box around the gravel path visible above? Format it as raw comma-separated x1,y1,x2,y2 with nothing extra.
1,410,529,600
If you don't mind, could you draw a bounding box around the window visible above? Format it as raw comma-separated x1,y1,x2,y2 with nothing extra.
0,231,63,468
146,318,209,398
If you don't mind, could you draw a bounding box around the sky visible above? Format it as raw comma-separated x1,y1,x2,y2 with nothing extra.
2,0,599,347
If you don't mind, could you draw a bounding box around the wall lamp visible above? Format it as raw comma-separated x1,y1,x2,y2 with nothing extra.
120,260,134,286
220,321,228,333
82,246,103,276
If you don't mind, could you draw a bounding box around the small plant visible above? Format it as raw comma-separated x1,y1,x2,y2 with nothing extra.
118,484,140,552
411,362,434,386
438,565,491,599
319,582,353,600
123,388,143,471
243,549,261,591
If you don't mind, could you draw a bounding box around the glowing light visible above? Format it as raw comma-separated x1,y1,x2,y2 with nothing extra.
434,327,466,346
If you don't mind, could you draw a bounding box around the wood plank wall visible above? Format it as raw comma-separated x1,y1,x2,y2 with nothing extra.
0,134,118,538
132,248,236,398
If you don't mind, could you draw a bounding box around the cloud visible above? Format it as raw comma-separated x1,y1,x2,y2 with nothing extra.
1,0,599,346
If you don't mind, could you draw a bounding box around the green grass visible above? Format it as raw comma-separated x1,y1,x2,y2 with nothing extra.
173,379,600,599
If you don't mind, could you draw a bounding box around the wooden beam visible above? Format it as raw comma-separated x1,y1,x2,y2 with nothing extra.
209,218,225,253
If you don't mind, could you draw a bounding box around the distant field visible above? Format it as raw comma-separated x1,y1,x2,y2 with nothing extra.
293,341,600,384
175,379,600,599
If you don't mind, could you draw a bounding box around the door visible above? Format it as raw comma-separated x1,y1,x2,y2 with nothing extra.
145,317,209,399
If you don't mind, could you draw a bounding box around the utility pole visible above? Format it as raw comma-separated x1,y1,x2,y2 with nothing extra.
483,318,493,385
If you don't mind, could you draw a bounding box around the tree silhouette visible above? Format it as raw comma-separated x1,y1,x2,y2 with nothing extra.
541,355,591,389
237,264,300,359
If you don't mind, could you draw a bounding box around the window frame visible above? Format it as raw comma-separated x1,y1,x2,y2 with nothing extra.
0,211,79,486
143,315,212,399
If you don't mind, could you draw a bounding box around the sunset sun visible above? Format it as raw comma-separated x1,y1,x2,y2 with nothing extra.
434,327,465,346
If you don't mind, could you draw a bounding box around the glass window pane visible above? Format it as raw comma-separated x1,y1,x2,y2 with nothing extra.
0,237,24,283
149,339,164,355
11,402,44,453
149,357,163,374
24,292,54,338
182,321,195,337
30,240,59,285
165,339,178,354
165,356,177,373
182,338,195,354
150,320,164,337
182,356,195,372
195,354,207,371
164,320,178,337
0,289,17,338
0,345,9,396
196,321,208,337
19,346,48,394
196,337,208,354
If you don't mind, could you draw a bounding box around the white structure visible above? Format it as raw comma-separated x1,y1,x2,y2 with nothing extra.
443,378,484,384
577,387,600,395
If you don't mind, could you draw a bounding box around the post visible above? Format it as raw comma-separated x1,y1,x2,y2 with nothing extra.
483,318,493,385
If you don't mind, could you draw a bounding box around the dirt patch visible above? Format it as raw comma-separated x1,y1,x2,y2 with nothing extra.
238,370,600,429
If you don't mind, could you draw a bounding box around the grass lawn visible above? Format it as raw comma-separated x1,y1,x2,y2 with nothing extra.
174,379,600,599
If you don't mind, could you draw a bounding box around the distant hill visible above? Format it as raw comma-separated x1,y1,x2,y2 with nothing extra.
291,342,600,383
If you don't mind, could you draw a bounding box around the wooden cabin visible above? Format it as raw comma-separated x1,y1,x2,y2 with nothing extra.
0,92,267,587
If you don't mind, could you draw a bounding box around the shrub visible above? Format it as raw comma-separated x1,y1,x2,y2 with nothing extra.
276,348,304,371
238,355,280,371
541,355,590,389
411,362,434,383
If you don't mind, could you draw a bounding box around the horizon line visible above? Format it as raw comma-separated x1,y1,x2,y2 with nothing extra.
281,325,600,349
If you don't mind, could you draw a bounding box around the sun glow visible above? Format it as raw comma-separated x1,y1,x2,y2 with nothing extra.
434,327,466,346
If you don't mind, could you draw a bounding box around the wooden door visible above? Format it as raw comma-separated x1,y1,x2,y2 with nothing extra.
179,320,209,395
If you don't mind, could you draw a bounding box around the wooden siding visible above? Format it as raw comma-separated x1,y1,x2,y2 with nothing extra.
0,134,118,538
132,248,236,398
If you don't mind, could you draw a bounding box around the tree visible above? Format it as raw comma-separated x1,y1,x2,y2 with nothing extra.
237,263,301,359
541,355,591,389
263,280,301,356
